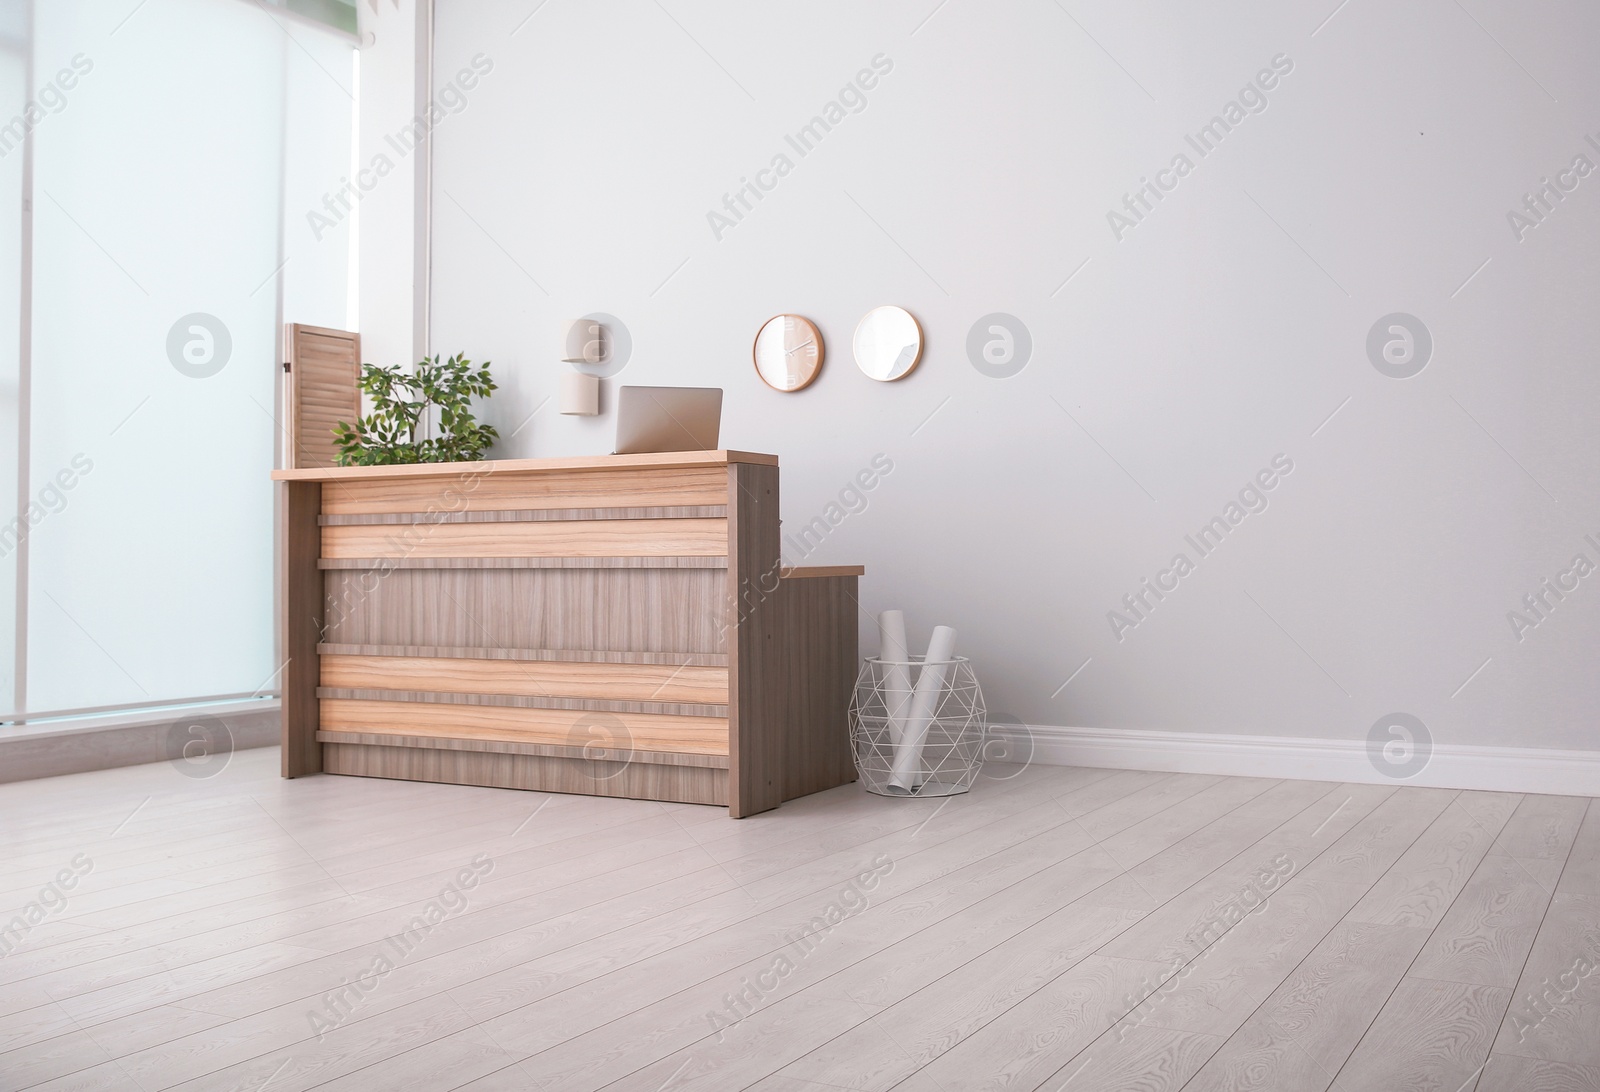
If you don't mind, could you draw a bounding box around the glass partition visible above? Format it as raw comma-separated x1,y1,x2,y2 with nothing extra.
0,0,27,714
4,0,353,722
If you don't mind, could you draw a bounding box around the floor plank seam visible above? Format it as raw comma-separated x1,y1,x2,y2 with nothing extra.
7,774,1102,1082
1316,791,1558,1092
575,779,1361,1090
3,764,1591,1092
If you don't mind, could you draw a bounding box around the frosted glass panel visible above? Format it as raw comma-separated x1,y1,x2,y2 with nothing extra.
0,4,21,712
23,0,353,713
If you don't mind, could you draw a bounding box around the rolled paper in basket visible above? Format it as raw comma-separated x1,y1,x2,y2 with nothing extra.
886,625,957,794
877,610,914,746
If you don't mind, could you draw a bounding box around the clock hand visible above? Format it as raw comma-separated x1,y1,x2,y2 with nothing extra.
785,340,815,356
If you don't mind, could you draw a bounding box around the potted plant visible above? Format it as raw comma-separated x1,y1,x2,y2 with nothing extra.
333,353,499,466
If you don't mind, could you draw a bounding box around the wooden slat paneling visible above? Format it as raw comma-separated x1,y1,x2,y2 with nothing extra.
319,465,730,516
321,654,729,704
321,518,728,559
316,730,729,768
284,324,359,471
274,450,864,816
320,698,729,755
318,643,727,667
320,505,727,526
318,556,727,570
321,742,728,805
322,567,728,654
317,689,727,717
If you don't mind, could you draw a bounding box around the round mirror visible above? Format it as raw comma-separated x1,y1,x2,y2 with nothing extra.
853,306,923,381
753,314,824,392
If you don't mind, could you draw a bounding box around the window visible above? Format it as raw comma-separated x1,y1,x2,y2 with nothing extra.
2,0,355,725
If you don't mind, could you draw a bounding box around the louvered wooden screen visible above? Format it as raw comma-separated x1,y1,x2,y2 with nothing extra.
284,323,360,470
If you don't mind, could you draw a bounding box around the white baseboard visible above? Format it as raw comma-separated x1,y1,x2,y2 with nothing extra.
988,724,1600,797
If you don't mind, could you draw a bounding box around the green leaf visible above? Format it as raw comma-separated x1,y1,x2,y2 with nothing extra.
333,354,499,465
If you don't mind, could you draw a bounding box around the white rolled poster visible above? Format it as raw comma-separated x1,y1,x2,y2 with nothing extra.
886,625,957,794
877,610,914,746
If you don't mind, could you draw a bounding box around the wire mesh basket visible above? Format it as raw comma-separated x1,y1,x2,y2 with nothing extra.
850,656,986,798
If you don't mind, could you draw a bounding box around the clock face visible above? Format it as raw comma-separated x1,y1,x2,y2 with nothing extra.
753,314,824,392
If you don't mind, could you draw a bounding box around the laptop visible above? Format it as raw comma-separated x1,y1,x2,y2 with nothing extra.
613,386,723,454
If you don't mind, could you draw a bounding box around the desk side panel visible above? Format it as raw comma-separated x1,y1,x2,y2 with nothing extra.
777,574,860,801
281,481,323,776
726,462,783,818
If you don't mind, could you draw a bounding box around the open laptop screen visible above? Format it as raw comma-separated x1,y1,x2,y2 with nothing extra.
613,386,723,454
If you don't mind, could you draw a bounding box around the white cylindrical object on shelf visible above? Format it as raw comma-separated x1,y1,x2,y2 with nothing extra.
562,318,603,364
887,625,957,793
560,371,601,415
877,610,913,745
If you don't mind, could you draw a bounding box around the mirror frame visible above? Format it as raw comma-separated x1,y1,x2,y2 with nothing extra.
852,305,924,382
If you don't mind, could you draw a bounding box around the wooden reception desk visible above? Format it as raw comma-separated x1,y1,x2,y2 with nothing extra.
270,451,861,817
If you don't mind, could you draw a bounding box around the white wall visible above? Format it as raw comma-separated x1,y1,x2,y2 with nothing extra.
282,29,355,331
355,0,425,367
405,0,1599,765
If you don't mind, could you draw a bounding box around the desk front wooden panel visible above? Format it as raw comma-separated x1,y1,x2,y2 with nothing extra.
273,453,858,817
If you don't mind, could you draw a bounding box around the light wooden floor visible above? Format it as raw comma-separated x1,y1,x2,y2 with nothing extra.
1,750,1597,1091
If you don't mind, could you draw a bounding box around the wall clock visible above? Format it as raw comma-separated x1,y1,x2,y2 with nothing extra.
753,314,825,392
